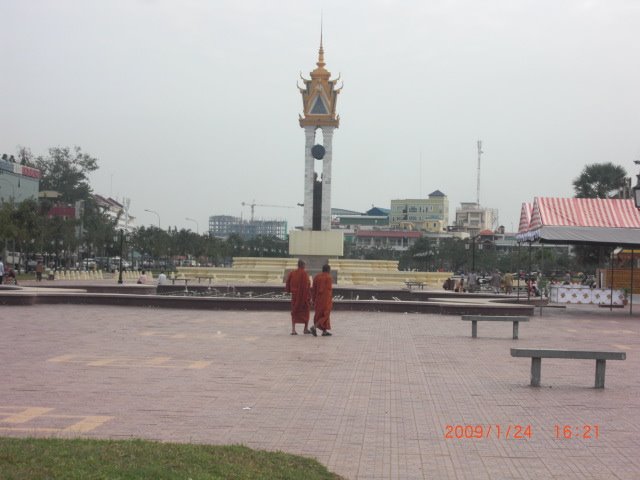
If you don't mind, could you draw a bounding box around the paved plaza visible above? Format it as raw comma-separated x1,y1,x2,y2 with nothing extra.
1,303,639,479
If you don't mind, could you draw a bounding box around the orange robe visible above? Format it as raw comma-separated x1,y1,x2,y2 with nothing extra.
312,272,333,331
285,268,311,324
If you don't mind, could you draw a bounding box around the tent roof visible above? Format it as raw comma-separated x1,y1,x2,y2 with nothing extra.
530,197,640,229
516,197,640,247
517,202,532,234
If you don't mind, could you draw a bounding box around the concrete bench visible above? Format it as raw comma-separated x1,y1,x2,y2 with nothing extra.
405,281,425,290
510,348,626,388
462,315,529,339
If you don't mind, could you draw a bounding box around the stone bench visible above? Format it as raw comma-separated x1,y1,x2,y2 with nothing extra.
462,315,530,339
405,281,425,290
510,348,626,388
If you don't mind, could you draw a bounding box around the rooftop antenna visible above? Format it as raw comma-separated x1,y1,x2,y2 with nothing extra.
476,140,483,206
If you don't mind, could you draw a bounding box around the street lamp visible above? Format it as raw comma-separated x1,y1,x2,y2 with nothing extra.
185,217,199,234
144,209,161,228
465,235,479,272
471,237,477,272
117,229,124,284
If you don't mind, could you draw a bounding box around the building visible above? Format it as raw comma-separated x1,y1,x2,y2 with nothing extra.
94,195,136,233
0,155,41,203
332,207,389,229
209,215,288,240
389,190,449,232
454,202,498,237
353,230,422,251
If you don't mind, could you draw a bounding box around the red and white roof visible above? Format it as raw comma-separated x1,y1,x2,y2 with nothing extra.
516,197,640,246
529,197,640,229
517,203,532,234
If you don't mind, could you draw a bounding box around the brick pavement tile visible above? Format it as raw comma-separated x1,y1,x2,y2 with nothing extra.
1,304,639,479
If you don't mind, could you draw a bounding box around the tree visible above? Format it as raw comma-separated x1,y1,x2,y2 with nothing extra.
573,162,627,199
34,146,99,203
572,162,626,270
16,146,34,166
83,198,119,259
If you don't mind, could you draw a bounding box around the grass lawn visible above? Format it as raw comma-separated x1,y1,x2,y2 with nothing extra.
0,437,344,480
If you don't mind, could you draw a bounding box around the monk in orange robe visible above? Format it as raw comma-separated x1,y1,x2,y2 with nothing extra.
310,264,333,337
285,259,311,335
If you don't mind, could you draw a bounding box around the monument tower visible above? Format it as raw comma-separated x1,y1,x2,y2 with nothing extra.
289,31,344,265
298,32,341,231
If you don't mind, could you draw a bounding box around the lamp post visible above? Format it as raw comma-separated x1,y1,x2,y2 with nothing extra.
472,236,477,272
144,209,161,229
465,235,480,272
185,217,199,234
117,229,124,284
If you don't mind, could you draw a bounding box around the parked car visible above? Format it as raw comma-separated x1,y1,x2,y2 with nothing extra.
109,257,131,272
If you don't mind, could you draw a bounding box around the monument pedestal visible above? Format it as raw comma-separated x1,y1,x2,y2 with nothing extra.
288,230,343,280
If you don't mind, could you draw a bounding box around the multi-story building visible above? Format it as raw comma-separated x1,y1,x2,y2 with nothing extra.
0,155,40,203
94,195,136,233
209,215,288,240
354,230,421,251
389,190,449,232
454,202,498,237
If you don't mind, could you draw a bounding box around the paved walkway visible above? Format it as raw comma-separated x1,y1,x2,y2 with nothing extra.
1,304,638,479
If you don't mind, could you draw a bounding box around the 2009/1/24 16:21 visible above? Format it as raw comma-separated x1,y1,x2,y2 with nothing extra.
554,425,599,439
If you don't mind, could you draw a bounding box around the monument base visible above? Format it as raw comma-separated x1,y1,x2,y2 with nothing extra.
287,230,344,280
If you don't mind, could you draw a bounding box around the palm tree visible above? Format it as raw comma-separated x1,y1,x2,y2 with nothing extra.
573,163,627,198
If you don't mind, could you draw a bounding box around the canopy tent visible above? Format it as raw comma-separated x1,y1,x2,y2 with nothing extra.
516,197,640,247
517,202,532,236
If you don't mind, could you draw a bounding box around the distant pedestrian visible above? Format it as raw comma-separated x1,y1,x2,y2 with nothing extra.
285,259,311,335
0,256,4,284
310,264,334,337
157,270,167,285
467,271,478,293
443,277,455,290
504,272,513,294
5,265,17,285
491,270,502,294
35,261,44,281
137,270,148,284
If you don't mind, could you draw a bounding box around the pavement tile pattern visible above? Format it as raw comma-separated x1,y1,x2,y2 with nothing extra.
1,304,638,479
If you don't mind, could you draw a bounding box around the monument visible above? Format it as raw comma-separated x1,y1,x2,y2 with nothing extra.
288,33,344,269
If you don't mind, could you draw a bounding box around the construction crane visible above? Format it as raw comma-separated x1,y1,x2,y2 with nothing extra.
241,200,294,222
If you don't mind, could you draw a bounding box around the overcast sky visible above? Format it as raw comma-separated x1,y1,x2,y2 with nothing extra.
2,0,639,233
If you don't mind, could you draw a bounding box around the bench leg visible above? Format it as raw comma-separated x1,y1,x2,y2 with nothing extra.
512,321,519,339
530,357,541,387
471,321,477,338
595,359,606,388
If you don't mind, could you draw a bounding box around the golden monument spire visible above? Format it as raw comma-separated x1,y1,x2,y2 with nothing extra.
317,15,325,68
297,16,341,128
